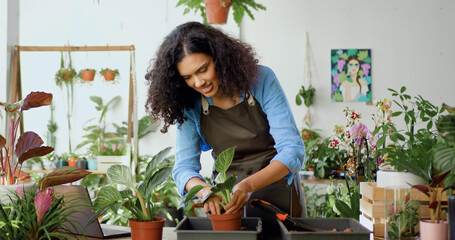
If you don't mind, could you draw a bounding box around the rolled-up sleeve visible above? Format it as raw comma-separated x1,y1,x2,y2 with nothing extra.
173,112,206,197
255,66,305,183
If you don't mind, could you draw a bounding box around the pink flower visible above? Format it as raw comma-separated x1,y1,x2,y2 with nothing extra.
100,145,106,152
16,186,24,200
34,188,55,226
118,144,123,153
328,138,340,148
111,144,116,153
350,122,369,139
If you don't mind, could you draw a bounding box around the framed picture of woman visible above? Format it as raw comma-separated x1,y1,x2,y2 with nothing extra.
331,49,371,102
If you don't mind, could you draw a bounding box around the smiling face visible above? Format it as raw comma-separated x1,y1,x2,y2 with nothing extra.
177,53,221,98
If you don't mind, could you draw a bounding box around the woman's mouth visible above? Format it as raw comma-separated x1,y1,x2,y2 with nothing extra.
199,84,213,94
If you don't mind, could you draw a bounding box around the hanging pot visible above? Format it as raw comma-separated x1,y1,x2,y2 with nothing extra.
81,70,95,82
420,220,448,240
103,70,116,81
129,217,165,240
62,70,74,82
204,0,232,24
208,210,242,231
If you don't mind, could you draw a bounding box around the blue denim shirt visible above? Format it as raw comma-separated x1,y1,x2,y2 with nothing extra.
173,65,305,196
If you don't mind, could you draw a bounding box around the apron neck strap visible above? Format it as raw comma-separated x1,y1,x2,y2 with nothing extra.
201,91,255,115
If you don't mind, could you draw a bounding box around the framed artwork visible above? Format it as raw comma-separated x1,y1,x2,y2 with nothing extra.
331,49,371,102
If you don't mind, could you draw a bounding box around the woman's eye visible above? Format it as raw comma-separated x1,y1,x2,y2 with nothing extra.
200,67,207,73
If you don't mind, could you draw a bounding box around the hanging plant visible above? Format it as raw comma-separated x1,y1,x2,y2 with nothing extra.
295,85,316,107
78,68,96,82
55,52,76,86
100,68,119,82
55,51,75,154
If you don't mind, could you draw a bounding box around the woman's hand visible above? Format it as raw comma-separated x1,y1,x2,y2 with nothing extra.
203,193,224,215
224,182,250,214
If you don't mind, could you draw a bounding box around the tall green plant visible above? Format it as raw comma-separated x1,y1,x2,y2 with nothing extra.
44,101,57,149
75,95,121,155
90,162,172,222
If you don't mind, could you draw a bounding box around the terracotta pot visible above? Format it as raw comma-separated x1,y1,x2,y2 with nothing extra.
129,217,165,240
204,0,232,24
81,70,95,82
67,157,77,167
208,210,242,231
420,220,448,240
63,71,74,82
103,70,116,81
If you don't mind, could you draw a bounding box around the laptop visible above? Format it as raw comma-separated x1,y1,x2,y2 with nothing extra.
53,185,131,239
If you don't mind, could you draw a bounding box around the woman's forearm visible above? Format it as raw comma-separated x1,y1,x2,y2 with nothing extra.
185,177,211,198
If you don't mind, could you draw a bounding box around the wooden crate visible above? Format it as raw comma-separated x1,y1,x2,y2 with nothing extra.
359,182,447,237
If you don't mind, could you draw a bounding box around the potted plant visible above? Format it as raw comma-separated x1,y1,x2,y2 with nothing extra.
0,92,54,187
78,68,96,82
89,163,172,240
176,0,266,26
181,146,242,231
100,68,119,82
385,191,420,239
0,166,91,239
295,85,316,108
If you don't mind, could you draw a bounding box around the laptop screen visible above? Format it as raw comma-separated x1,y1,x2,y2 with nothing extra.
53,185,130,238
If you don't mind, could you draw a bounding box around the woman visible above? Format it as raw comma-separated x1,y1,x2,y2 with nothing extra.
145,22,306,218
340,56,368,102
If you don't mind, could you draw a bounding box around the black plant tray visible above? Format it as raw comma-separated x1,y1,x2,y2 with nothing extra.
278,218,371,240
175,217,262,240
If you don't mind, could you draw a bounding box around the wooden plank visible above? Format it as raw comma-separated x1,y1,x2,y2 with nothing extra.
17,45,134,52
360,182,448,202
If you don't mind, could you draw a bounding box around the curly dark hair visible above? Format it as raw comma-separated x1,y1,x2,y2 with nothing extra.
145,22,259,133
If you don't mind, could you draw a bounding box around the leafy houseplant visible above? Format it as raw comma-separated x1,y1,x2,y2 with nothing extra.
78,68,96,82
0,166,91,240
0,92,54,185
100,68,119,82
295,85,316,108
90,163,172,238
181,146,242,230
176,0,266,26
386,191,420,239
75,95,121,155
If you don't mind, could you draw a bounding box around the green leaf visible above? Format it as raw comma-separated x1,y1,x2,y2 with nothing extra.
433,145,455,171
89,96,103,108
107,165,135,189
145,166,173,199
215,146,236,174
400,86,406,93
295,95,302,106
93,186,123,212
335,200,353,218
146,147,172,175
181,185,206,207
377,136,386,147
391,111,402,117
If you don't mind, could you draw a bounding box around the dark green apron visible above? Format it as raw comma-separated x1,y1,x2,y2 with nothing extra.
200,92,306,224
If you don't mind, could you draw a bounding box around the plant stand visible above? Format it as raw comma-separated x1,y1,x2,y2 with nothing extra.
358,182,448,238
10,45,139,169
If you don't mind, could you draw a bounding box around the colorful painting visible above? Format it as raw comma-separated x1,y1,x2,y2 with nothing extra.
331,49,371,102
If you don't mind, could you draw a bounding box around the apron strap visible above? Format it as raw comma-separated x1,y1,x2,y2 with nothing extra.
201,95,210,115
201,91,255,115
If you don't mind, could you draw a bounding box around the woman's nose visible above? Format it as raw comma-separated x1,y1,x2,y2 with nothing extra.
194,76,205,88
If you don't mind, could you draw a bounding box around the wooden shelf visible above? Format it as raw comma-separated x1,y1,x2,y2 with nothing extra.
23,170,106,174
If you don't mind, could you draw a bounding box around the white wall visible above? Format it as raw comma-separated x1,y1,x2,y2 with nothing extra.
11,0,455,176
242,0,455,136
